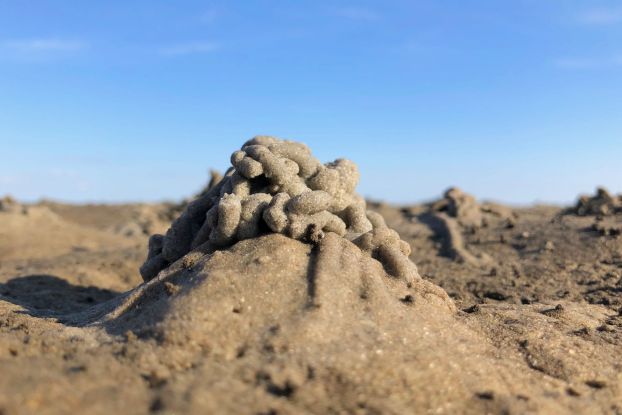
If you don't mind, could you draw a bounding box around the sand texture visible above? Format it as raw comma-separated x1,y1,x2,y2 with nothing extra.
1,142,621,414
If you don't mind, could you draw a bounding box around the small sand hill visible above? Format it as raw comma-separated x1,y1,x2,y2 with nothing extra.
0,200,146,294
0,201,138,261
79,234,462,413
41,201,174,238
48,232,617,414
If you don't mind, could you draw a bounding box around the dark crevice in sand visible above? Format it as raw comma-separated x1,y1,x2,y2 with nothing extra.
305,246,320,309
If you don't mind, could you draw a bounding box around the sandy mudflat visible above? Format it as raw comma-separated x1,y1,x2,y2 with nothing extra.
0,191,620,415
1,138,621,415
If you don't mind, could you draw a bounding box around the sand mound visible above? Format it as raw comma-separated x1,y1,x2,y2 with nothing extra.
47,232,615,414
413,188,517,267
141,137,420,291
96,232,453,332
41,201,173,238
0,204,138,261
572,187,622,216
431,187,516,229
432,187,484,228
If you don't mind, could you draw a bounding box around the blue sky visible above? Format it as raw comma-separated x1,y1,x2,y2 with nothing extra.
1,0,621,205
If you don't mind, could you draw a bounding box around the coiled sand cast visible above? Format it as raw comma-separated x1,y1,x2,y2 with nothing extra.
141,137,421,289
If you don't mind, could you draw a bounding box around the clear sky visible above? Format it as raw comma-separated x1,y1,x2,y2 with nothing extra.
1,1,621,205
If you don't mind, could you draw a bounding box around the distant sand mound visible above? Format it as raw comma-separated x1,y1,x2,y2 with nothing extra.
0,195,23,213
571,187,622,216
430,187,516,229
0,203,137,261
414,187,518,267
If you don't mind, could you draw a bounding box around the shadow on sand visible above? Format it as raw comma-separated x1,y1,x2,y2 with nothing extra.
0,274,120,319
